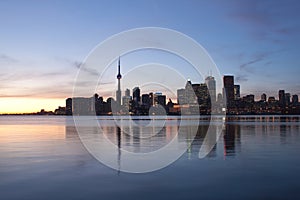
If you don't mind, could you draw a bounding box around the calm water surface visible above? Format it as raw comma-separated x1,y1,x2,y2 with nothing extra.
1,116,300,200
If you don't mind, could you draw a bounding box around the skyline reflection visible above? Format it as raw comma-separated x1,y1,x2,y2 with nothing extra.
62,116,300,162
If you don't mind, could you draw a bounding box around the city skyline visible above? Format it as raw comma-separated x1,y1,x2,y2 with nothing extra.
5,71,299,115
0,52,299,114
1,1,300,113
1,56,299,114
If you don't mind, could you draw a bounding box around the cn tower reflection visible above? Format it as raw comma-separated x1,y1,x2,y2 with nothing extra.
116,126,121,174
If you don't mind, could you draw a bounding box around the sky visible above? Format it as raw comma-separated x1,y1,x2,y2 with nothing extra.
1,0,300,113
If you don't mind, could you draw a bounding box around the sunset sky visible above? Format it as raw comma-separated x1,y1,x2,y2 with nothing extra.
1,0,300,113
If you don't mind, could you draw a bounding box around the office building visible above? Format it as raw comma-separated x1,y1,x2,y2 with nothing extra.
205,76,216,103
66,98,72,115
285,93,291,106
154,92,166,106
223,75,235,104
279,90,285,107
133,87,141,106
142,94,151,107
72,97,95,115
261,93,267,102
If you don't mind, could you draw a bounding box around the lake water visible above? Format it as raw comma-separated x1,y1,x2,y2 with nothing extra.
1,116,300,199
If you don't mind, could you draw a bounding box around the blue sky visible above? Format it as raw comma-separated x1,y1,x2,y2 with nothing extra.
1,0,300,112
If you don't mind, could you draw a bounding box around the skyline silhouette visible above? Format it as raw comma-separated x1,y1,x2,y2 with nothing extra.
3,71,299,115
1,54,300,115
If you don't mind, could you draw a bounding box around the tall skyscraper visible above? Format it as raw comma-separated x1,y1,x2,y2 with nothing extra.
192,83,209,106
116,57,122,105
149,92,154,106
133,87,140,105
154,92,166,106
142,94,150,107
223,75,234,104
66,98,72,115
279,90,285,107
122,88,132,111
285,93,291,106
205,76,216,103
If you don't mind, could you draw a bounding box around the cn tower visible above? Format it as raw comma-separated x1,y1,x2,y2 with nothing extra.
116,57,122,105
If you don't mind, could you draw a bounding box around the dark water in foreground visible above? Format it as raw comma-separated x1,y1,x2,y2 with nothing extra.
1,116,300,200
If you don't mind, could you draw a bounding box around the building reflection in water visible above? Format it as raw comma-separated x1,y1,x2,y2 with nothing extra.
111,118,222,161
185,124,213,159
110,119,173,154
100,118,210,162
65,116,300,170
279,117,296,145
177,118,221,159
132,124,140,153
116,126,121,174
68,117,245,169
223,124,241,158
63,117,224,173
65,126,78,140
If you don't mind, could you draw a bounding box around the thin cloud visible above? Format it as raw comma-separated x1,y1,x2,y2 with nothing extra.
239,52,269,73
0,83,73,99
72,61,100,77
235,74,248,83
0,54,18,63
239,50,283,74
55,57,100,77
0,71,70,82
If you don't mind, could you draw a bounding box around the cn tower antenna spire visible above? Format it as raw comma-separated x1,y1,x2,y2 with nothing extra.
116,56,122,106
117,56,122,79
118,56,121,75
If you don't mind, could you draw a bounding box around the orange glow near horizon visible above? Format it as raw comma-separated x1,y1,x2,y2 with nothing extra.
0,98,65,114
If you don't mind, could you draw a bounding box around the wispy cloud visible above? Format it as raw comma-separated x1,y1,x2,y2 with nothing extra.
0,82,74,99
239,50,283,74
239,52,269,73
0,56,107,99
54,57,100,77
0,69,75,99
0,70,70,83
0,54,18,63
235,74,248,83
71,61,100,77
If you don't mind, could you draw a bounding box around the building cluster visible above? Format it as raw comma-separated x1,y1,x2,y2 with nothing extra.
49,59,300,115
64,90,168,115
222,75,300,115
58,74,300,116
